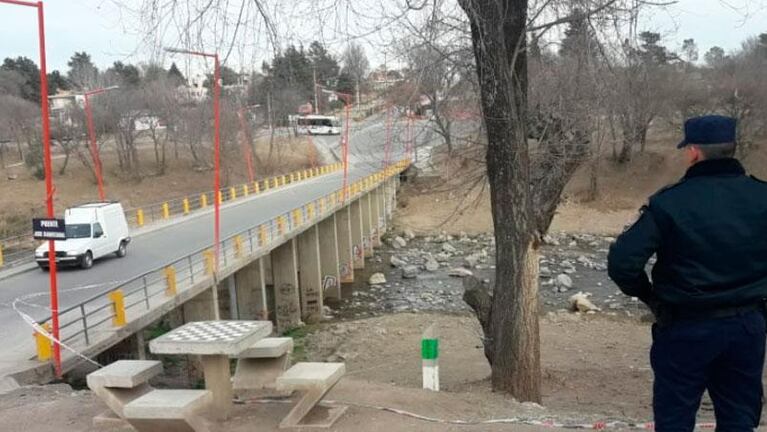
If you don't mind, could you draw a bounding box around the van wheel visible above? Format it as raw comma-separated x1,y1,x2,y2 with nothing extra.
38,263,49,272
116,241,127,258
80,251,93,269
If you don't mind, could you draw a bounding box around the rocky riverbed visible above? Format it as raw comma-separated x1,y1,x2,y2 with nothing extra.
328,231,650,319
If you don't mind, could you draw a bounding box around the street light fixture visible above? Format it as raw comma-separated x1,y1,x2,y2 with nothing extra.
1,0,62,377
82,85,119,201
165,47,222,271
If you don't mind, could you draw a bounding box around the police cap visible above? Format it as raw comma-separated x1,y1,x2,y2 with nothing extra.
677,115,737,149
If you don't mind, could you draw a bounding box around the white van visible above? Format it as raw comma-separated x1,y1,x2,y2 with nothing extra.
35,202,131,270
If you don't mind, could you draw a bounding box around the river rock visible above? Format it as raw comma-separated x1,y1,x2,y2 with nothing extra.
556,274,573,289
442,243,457,254
425,257,440,272
392,236,408,249
390,255,407,268
369,273,387,285
403,229,416,240
402,265,420,279
569,292,600,313
448,268,474,278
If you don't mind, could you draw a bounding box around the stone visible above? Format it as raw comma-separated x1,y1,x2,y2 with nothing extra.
391,236,407,249
402,265,420,279
464,253,481,268
390,255,407,268
424,257,440,272
569,292,600,313
368,273,387,285
540,266,552,277
442,243,457,254
435,252,451,262
403,229,416,240
448,268,474,278
543,234,560,246
556,274,573,289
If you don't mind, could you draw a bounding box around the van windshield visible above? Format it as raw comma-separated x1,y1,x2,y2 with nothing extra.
66,224,91,239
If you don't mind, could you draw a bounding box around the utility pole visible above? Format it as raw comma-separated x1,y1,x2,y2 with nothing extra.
313,66,319,114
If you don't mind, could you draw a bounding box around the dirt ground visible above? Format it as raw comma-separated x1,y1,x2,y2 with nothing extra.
0,134,317,236
0,314,658,432
396,131,767,235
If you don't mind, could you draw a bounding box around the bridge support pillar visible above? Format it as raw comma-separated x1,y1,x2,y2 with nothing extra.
183,286,219,322
271,238,301,333
361,193,373,258
336,206,354,285
371,187,382,247
297,225,323,324
350,200,365,270
234,257,268,320
318,213,341,300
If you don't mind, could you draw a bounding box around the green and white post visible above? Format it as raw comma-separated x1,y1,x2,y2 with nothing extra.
422,324,439,391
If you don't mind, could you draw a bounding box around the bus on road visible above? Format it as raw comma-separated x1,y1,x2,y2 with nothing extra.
295,115,342,135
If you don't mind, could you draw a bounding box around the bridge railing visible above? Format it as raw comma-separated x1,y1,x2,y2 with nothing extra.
33,160,409,358
0,163,344,270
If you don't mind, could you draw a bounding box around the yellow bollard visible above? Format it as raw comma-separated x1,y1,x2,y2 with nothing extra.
243,184,249,196
319,198,326,214
34,323,52,362
109,289,127,327
282,175,288,186
162,202,170,220
272,177,279,189
292,209,302,226
218,190,224,204
307,203,315,220
0,243,4,267
230,186,237,200
254,181,260,194
201,193,208,208
164,266,177,296
137,209,145,227
277,216,286,235
291,173,296,183
234,235,243,258
203,250,215,275
183,198,190,215
259,224,267,246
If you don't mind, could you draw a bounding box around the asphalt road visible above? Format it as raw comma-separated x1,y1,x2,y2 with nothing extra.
0,113,412,376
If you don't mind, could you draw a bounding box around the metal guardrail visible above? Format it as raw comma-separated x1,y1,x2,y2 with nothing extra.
0,163,344,270
32,159,410,359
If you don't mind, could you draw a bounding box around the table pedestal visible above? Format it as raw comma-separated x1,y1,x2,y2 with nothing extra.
201,354,233,420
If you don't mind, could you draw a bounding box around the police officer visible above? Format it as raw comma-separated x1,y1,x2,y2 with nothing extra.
608,115,767,431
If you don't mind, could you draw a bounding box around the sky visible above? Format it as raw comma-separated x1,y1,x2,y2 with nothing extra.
0,0,766,73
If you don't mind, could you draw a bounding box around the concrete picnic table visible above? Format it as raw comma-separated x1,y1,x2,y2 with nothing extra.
149,320,273,420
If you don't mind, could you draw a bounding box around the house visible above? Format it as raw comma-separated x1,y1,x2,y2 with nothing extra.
48,92,85,126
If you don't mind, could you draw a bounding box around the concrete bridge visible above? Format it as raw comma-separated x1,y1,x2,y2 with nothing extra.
0,114,415,386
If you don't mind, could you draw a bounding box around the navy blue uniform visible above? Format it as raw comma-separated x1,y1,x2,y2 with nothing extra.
608,158,767,431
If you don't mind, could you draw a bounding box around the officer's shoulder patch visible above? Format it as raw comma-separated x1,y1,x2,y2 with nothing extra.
751,175,767,184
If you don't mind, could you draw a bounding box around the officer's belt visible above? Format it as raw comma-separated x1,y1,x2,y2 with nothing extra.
664,302,764,322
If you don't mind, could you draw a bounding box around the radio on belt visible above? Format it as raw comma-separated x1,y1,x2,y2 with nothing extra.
33,218,67,240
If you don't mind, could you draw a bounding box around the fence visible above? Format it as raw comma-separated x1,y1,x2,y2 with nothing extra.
0,163,344,270
32,160,409,361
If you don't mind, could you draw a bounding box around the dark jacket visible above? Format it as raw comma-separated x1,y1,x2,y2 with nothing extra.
608,158,767,309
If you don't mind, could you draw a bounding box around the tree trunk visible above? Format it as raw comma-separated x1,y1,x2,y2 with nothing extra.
459,0,541,402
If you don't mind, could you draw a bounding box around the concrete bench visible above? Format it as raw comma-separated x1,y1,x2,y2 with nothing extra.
275,362,347,428
123,389,212,432
232,337,294,395
86,360,163,423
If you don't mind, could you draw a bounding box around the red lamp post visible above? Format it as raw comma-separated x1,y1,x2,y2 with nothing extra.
237,106,257,184
82,86,118,201
319,87,353,201
166,48,221,271
1,0,61,377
